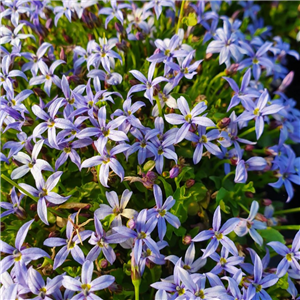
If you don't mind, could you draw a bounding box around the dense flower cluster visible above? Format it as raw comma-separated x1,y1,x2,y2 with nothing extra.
1,1,300,300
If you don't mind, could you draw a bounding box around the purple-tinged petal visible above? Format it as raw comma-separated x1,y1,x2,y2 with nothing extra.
15,219,34,250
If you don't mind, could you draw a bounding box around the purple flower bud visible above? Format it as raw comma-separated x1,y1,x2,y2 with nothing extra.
115,23,124,34
100,259,108,269
116,41,128,52
218,117,231,128
45,18,52,29
170,166,180,178
263,199,273,206
135,32,145,40
245,145,255,152
59,47,66,61
182,235,192,245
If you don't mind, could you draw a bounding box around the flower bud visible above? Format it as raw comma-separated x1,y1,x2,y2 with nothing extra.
170,166,180,178
63,31,73,43
205,53,213,60
48,231,60,238
217,117,231,129
256,213,268,223
45,18,52,30
245,145,254,152
115,22,123,33
131,255,141,281
33,87,47,98
182,235,192,245
59,47,66,61
0,222,5,231
116,41,128,52
100,259,108,269
225,63,239,75
262,198,272,206
30,203,37,211
245,192,254,198
130,79,140,86
185,179,195,188
108,282,122,293
135,32,144,40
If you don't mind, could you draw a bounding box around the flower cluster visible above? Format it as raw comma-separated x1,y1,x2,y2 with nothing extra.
1,1,300,299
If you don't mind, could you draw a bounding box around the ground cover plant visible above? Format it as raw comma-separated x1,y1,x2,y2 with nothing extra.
1,0,300,299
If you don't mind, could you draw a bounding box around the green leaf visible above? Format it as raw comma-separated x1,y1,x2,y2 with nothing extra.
158,176,173,197
242,181,255,193
102,214,115,230
258,227,285,244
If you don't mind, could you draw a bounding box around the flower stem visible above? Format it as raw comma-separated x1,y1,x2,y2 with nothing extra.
221,171,235,185
238,126,256,138
155,95,163,117
176,0,185,34
238,202,250,214
274,207,300,216
206,71,226,96
1,174,66,218
1,174,38,202
132,279,140,300
272,225,300,230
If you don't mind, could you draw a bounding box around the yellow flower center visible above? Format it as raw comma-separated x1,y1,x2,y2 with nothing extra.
253,108,260,116
214,232,223,240
286,253,294,262
185,114,192,122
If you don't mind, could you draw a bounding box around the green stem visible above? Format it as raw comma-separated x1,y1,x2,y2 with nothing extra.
1,174,38,202
272,225,300,230
123,181,131,191
212,159,231,173
149,268,156,300
1,174,66,218
274,207,300,216
238,202,250,214
133,279,140,300
221,171,235,185
154,95,163,117
176,0,185,34
206,71,226,97
238,126,256,138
